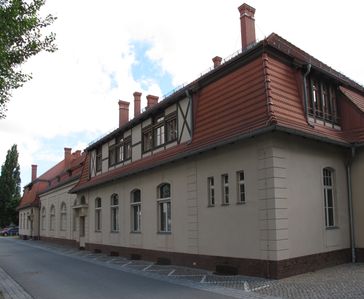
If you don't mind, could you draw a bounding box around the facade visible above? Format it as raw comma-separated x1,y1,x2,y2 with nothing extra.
19,3,364,278
18,148,84,241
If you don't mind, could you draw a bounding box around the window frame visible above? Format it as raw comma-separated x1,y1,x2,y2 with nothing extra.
50,205,55,231
157,183,171,233
323,168,336,228
110,194,119,232
207,177,215,206
236,171,246,204
221,174,229,205
95,197,102,232
96,147,102,172
60,202,67,231
130,189,141,233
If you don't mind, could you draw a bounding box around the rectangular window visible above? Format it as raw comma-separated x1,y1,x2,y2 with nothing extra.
142,128,153,152
95,198,102,232
96,147,102,172
159,201,171,232
116,140,124,163
237,171,246,204
111,195,119,232
323,168,335,228
307,76,339,125
207,177,215,206
154,124,165,147
166,114,177,143
124,137,132,160
131,204,141,232
109,145,116,166
221,174,229,205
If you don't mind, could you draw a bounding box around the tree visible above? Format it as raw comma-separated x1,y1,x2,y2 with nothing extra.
0,144,21,227
0,0,56,118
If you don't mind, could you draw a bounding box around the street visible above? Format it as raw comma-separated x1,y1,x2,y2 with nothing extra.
0,238,237,299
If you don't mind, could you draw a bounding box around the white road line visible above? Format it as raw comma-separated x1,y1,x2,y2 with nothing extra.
167,269,175,276
142,264,153,271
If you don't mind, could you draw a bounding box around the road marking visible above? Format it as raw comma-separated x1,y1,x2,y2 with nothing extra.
121,261,132,267
200,275,206,283
142,264,153,271
167,269,175,276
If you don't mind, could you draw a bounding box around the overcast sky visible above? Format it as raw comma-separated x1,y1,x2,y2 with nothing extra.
1,0,363,188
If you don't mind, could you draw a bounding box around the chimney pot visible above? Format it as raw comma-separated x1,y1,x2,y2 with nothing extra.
212,56,222,68
146,95,159,108
31,164,37,181
118,100,130,127
133,91,142,117
238,3,256,49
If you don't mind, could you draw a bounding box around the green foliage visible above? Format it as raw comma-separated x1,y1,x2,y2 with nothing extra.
0,0,56,118
0,144,21,227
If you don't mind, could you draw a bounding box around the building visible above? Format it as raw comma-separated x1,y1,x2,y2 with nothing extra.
18,148,85,241
19,3,364,278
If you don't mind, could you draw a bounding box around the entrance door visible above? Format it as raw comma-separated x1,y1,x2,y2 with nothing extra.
79,216,85,248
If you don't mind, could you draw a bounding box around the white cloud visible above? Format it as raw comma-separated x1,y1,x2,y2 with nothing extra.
0,0,363,187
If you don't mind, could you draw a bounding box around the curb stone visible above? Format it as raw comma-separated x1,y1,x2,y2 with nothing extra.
0,267,32,299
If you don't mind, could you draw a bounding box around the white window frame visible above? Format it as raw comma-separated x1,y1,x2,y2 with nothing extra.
207,177,215,206
95,197,102,232
130,189,141,232
221,174,229,205
323,168,336,228
237,171,246,204
110,194,119,232
157,183,171,233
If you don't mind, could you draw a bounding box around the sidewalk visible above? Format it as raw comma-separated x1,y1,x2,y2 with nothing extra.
0,266,32,299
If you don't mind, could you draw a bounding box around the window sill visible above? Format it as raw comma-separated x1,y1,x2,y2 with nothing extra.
221,203,230,206
110,230,119,233
130,231,141,234
207,204,215,208
326,226,339,230
95,230,101,233
236,201,246,205
157,231,171,235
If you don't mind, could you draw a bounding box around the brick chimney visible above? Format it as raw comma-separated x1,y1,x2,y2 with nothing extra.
146,95,159,109
212,56,222,68
64,147,72,169
238,3,256,49
133,91,142,117
31,164,37,181
118,100,130,127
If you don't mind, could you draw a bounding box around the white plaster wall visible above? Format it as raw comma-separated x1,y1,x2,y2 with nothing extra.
39,182,77,241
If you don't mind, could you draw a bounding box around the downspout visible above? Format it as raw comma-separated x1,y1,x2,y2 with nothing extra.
302,64,312,126
346,145,356,263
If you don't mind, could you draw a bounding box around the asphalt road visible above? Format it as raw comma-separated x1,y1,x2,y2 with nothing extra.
0,238,233,299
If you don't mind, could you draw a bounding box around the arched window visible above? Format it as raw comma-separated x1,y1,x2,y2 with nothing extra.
95,197,102,231
323,168,336,228
110,194,119,232
72,200,77,231
41,207,46,230
60,202,67,231
50,205,55,231
157,183,171,233
130,189,141,232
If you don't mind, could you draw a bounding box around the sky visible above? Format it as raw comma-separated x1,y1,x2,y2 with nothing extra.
1,0,363,189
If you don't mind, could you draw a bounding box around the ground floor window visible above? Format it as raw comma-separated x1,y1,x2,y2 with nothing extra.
157,183,171,233
323,168,336,228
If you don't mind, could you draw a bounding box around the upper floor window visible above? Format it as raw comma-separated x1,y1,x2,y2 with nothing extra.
109,136,132,167
307,76,339,125
124,137,132,160
157,183,171,233
323,168,336,228
95,197,102,232
60,202,67,231
237,171,246,204
130,189,141,232
110,194,119,232
142,112,178,153
221,174,229,205
207,177,215,206
96,147,102,172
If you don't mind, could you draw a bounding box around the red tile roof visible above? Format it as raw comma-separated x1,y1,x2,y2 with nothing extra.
71,33,364,193
18,151,85,210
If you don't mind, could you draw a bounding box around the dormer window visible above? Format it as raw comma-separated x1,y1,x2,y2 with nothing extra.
109,136,131,167
154,115,165,147
307,75,339,126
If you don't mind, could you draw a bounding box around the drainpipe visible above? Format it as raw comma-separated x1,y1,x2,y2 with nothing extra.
302,64,312,126
346,145,356,263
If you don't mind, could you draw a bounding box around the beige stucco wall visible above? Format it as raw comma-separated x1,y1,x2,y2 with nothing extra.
351,148,364,249
18,207,39,237
81,132,350,261
39,181,78,241
272,133,350,260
